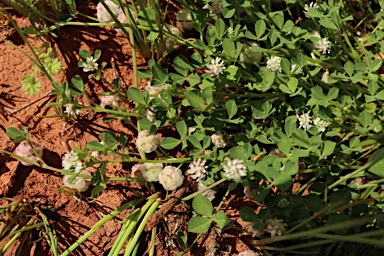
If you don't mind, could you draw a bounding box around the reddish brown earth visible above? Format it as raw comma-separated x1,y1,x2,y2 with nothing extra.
0,3,259,256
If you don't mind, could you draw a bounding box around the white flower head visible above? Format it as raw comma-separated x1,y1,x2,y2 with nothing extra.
115,7,138,33
314,37,333,54
141,163,163,182
82,57,98,73
63,99,81,117
100,95,119,108
63,169,91,192
196,180,216,201
96,0,120,23
291,64,303,75
203,0,223,19
223,158,247,182
313,117,330,132
62,150,81,170
239,42,263,64
211,130,229,148
238,250,261,256
145,81,164,96
186,158,208,181
304,2,319,18
159,166,184,191
296,111,312,131
265,218,287,237
246,224,264,238
145,107,156,122
321,69,330,83
177,8,193,30
266,56,282,72
14,140,44,166
131,163,145,185
206,57,226,77
136,130,161,153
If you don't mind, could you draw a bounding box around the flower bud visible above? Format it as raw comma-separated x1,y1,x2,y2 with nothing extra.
159,166,184,191
211,130,229,148
239,42,262,64
14,140,43,166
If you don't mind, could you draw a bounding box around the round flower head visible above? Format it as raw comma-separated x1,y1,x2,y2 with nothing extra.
14,140,43,166
186,158,208,181
296,111,312,131
145,81,164,96
239,42,262,64
159,166,184,191
100,95,119,108
163,24,183,51
266,56,282,72
131,163,145,185
177,8,193,30
96,0,120,23
246,224,264,238
63,169,91,192
223,158,247,182
211,130,229,148
136,130,160,153
141,163,163,182
62,150,81,170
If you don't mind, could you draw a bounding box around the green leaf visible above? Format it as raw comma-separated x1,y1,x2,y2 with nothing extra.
255,19,266,38
222,38,236,58
213,211,231,229
94,49,102,61
215,19,226,38
322,141,336,157
185,90,206,111
359,111,372,128
225,99,238,119
6,127,27,143
127,88,146,105
176,121,188,138
278,137,291,156
21,75,41,95
192,194,213,217
319,18,338,29
87,141,107,151
138,69,152,79
344,61,354,77
79,49,91,59
71,75,84,93
152,64,169,83
370,59,383,72
240,207,259,222
160,137,181,149
173,56,190,77
187,216,212,233
100,132,118,150
287,77,298,93
281,58,290,75
187,73,201,87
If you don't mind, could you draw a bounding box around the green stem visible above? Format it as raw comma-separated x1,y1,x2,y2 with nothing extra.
182,178,226,201
60,198,144,256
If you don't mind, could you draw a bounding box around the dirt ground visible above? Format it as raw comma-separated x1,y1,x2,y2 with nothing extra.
0,2,259,255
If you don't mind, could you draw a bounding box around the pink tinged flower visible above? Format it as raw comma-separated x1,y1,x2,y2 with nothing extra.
159,166,184,191
238,250,261,256
196,180,216,201
14,140,43,166
63,169,91,192
96,0,120,23
131,163,145,185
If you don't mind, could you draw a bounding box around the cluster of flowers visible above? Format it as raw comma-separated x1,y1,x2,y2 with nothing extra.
297,111,330,132
62,150,91,192
14,140,44,166
247,218,288,239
